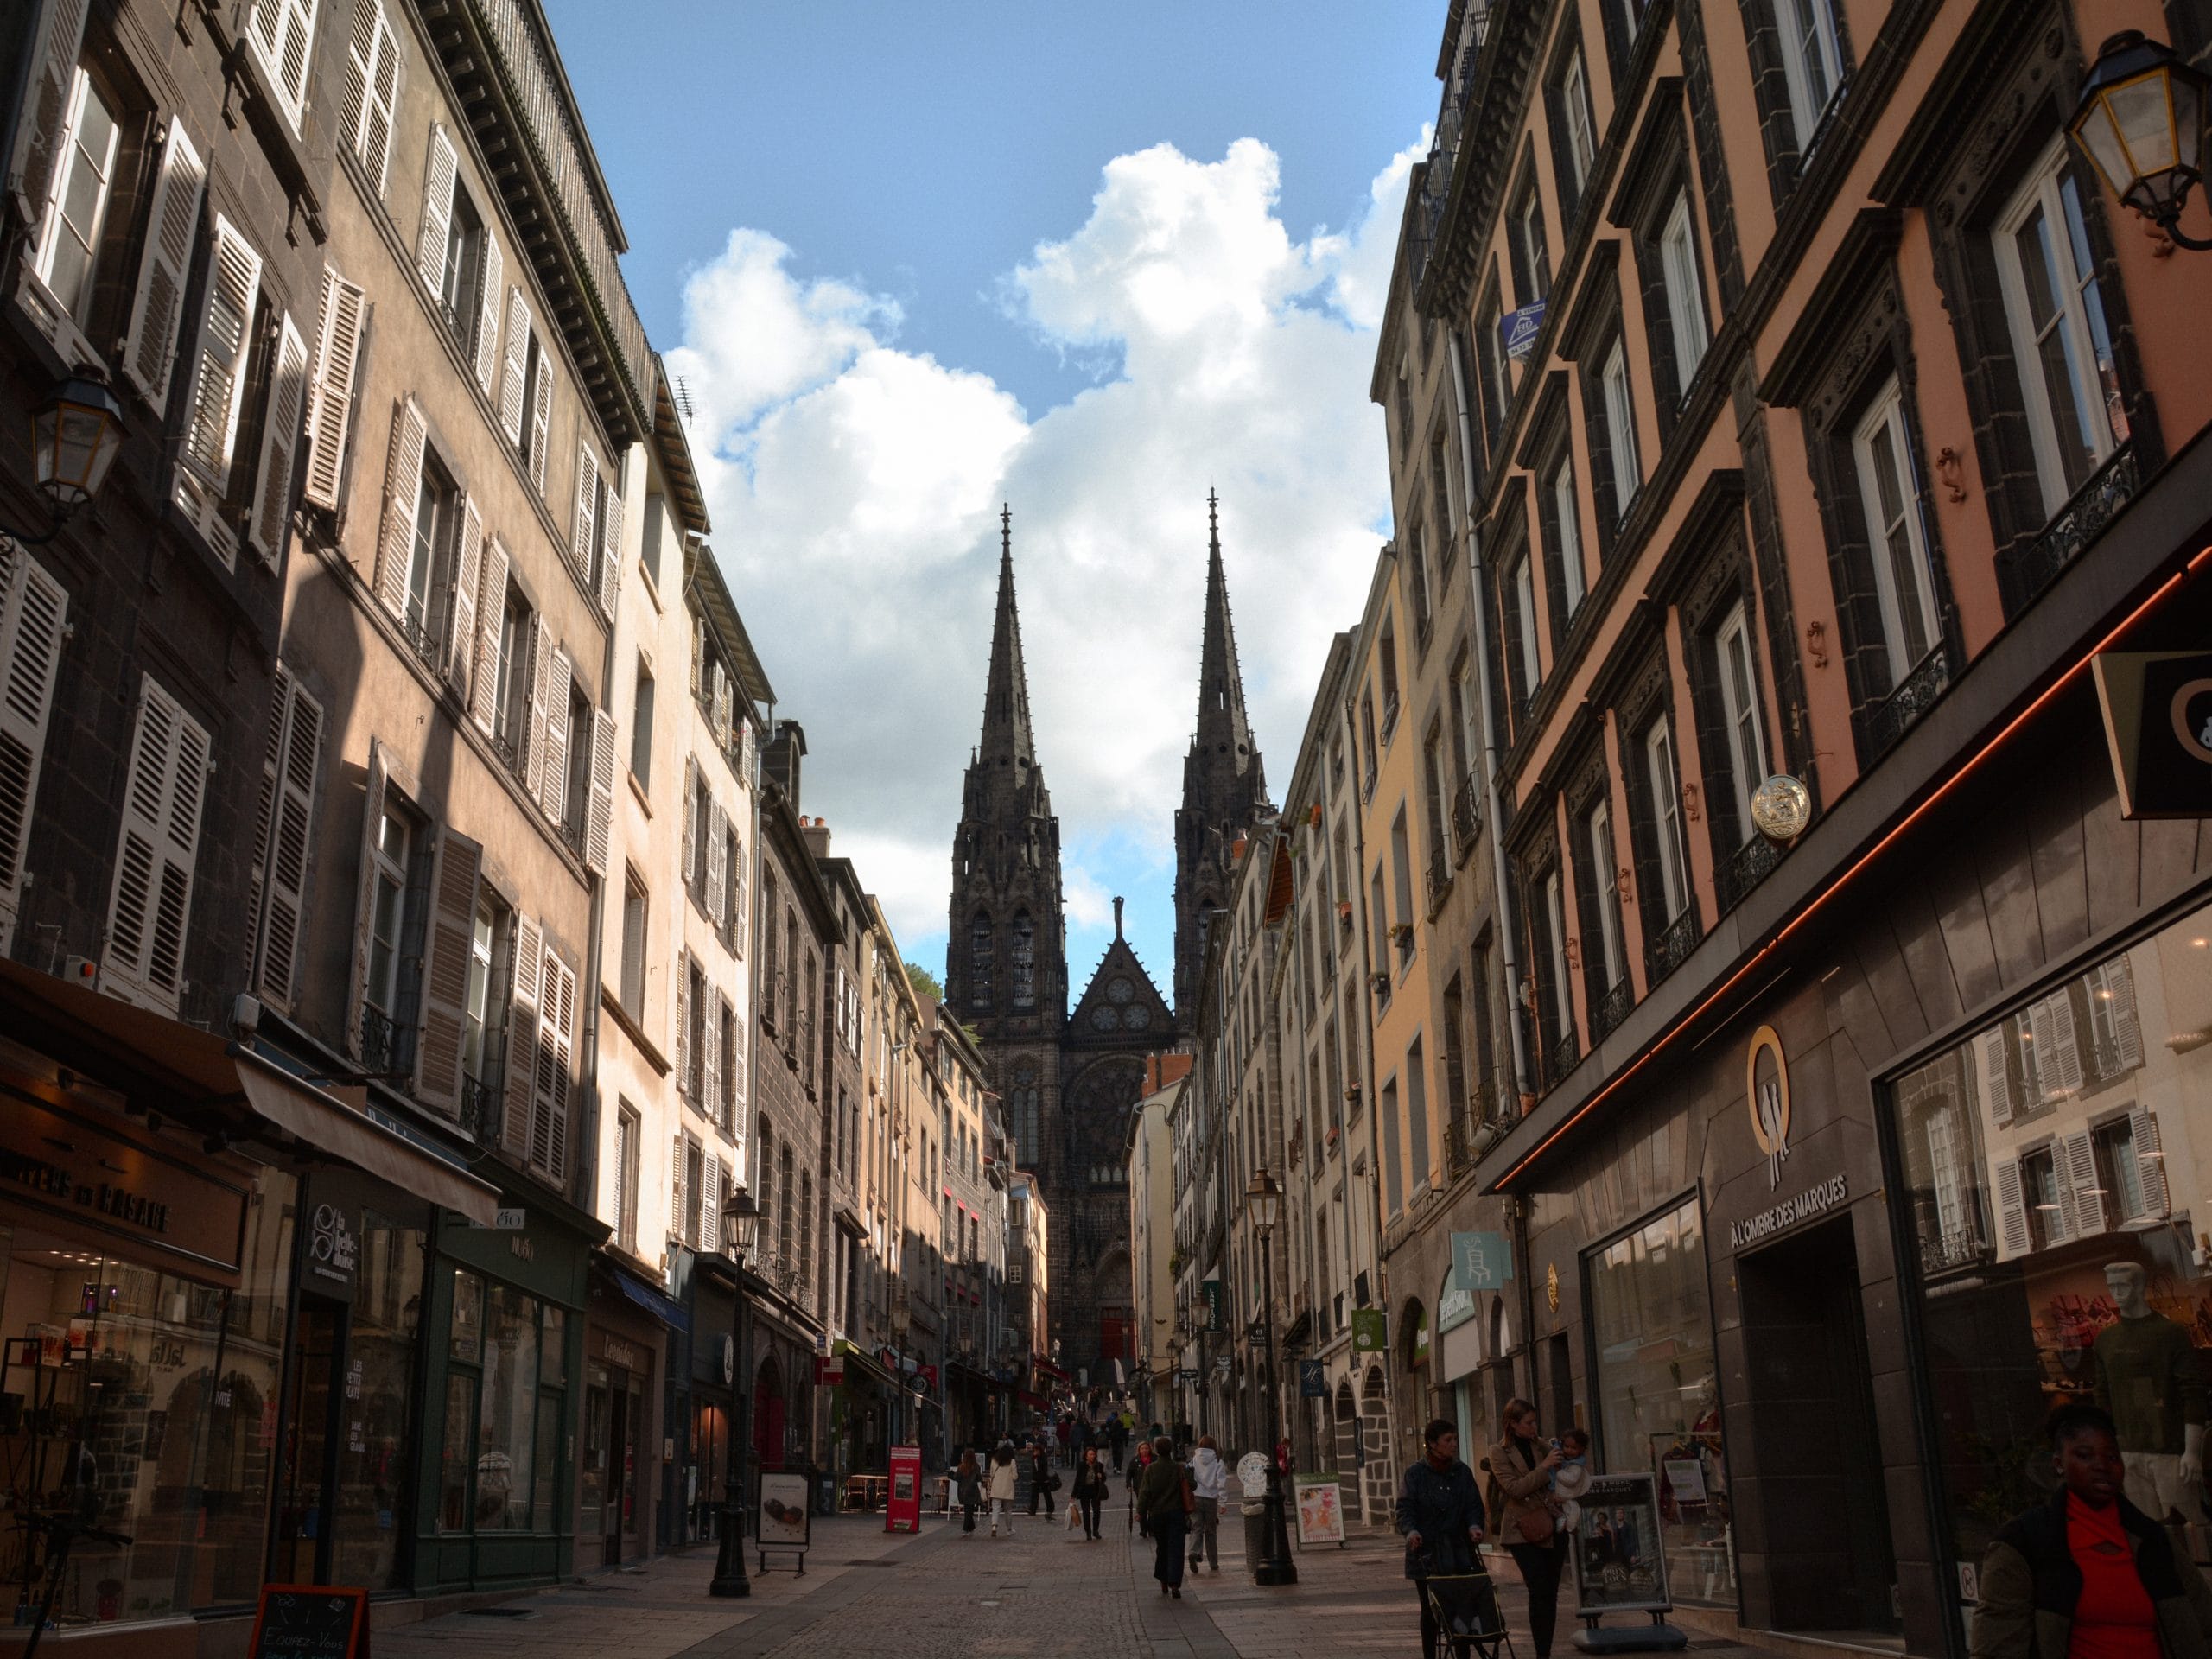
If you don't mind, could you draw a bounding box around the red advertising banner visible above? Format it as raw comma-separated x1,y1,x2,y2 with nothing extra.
886,1444,922,1534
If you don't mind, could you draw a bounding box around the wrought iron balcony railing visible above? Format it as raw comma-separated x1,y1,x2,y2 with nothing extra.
1452,773,1480,861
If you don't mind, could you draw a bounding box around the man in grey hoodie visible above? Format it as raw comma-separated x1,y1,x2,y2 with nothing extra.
1188,1435,1229,1572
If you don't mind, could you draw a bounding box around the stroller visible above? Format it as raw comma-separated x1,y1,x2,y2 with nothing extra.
1420,1570,1517,1659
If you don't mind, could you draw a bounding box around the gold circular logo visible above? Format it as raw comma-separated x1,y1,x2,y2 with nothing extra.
2171,677,2212,765
1746,1025,1790,1187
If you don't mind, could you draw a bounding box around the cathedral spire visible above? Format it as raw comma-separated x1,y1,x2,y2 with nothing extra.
1195,488,1255,763
978,503,1034,769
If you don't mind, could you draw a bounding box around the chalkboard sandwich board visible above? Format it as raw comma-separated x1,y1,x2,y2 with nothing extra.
249,1585,370,1659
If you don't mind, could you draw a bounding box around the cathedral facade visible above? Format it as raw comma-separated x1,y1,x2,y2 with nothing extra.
944,500,1269,1388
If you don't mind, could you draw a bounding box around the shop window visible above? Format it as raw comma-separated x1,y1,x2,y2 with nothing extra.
1885,905,2205,1621
437,1268,567,1533
1585,1197,1730,1604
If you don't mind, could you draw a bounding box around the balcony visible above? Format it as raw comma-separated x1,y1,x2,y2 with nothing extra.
1644,905,1700,987
1452,774,1481,862
1862,643,1951,760
461,1068,499,1141
1997,442,2138,617
1426,844,1452,915
1445,1111,1478,1177
1590,976,1634,1046
359,1004,413,1078
1546,1021,1580,1092
1715,830,1783,918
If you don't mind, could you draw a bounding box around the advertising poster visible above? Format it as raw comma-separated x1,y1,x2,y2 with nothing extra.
1570,1473,1672,1616
757,1471,812,1548
886,1444,922,1534
1294,1474,1345,1546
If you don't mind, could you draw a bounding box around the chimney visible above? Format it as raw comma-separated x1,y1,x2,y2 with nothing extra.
762,719,807,808
803,817,832,859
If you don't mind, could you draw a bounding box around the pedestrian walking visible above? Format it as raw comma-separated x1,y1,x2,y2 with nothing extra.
1072,1446,1109,1540
1972,1402,2212,1659
1187,1434,1227,1572
1399,1418,1489,1659
1109,1415,1130,1471
1127,1438,1151,1535
955,1449,982,1536
987,1441,1019,1537
1492,1399,1568,1659
1136,1436,1192,1598
1056,1416,1071,1466
1027,1440,1058,1515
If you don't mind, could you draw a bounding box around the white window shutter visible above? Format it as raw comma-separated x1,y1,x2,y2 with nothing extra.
1993,1156,2029,1261
731,825,746,958
690,613,703,699
713,666,731,751
538,647,572,825
338,0,401,194
499,289,531,442
501,912,541,1157
595,478,622,618
701,1149,719,1255
251,670,321,1011
249,312,309,566
681,755,697,895
374,398,424,620
342,740,389,1058
416,123,457,295
103,677,209,1014
1974,1027,2012,1128
246,0,318,130
4,0,90,228
2132,1107,2170,1217
446,494,483,692
469,536,508,734
0,544,69,951
2047,1149,2077,1244
671,1130,687,1242
528,346,554,493
414,826,483,1114
473,236,504,394
120,119,206,410
2107,958,2144,1066
702,986,721,1125
524,615,551,806
585,706,616,876
2063,1129,2104,1237
727,995,746,1103
571,446,599,584
533,942,576,1180
675,952,690,1095
174,218,264,561
2043,993,2084,1096
302,266,366,512
706,799,728,926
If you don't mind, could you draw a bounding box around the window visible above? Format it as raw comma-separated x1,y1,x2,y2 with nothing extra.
461,890,499,1088
1429,437,1457,570
174,216,276,564
615,1102,640,1253
499,292,556,494
1599,339,1641,523
1012,911,1035,1007
1659,193,1709,397
1474,277,1508,459
1379,618,1402,734
1541,868,1573,1050
1381,1077,1403,1217
1406,1037,1430,1193
29,68,120,327
1360,690,1381,798
1552,47,1598,216
1509,551,1541,702
1713,602,1769,843
245,0,319,130
493,588,531,759
573,447,622,617
562,680,592,842
1370,868,1390,1002
1775,0,1844,152
1408,521,1433,638
1643,720,1691,925
362,797,416,1059
969,913,992,1006
628,658,654,785
1850,378,1942,689
620,871,647,1016
404,457,454,653
104,677,211,1014
1390,810,1414,967
1510,174,1550,308
1549,454,1586,624
1993,144,2122,518
1586,799,1626,992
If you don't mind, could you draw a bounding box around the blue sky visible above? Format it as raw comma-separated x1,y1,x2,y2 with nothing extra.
544,0,1442,1002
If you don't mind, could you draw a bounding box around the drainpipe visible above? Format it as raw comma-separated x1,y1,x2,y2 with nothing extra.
1446,331,1534,1111
1339,691,1391,1499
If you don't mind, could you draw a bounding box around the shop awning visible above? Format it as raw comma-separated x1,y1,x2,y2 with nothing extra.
604,1261,689,1333
0,959,500,1224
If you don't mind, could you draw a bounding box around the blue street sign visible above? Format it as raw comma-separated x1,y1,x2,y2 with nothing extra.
1451,1230,1512,1290
1501,301,1546,362
1299,1359,1327,1399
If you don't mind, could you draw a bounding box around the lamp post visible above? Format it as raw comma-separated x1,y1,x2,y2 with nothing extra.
1246,1168,1297,1586
7,372,126,545
2069,30,2212,249
710,1191,762,1598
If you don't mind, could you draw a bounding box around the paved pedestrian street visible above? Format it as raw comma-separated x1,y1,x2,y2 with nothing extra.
374,1504,1773,1659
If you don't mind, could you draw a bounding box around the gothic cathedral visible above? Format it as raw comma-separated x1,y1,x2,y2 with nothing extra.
944,499,1270,1387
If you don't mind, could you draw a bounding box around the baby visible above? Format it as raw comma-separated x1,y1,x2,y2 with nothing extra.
1551,1427,1592,1523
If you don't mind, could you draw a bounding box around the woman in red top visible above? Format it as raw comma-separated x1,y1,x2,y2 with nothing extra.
1974,1404,2212,1659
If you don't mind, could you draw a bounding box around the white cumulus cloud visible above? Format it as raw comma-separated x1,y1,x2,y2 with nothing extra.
661,135,1416,968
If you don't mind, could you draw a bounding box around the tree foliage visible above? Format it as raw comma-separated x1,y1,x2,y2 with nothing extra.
905,960,944,1003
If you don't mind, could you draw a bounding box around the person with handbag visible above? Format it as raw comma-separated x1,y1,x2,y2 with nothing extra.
1398,1419,1488,1659
955,1449,983,1537
1071,1446,1110,1540
1027,1440,1059,1516
1136,1436,1192,1597
1492,1399,1568,1659
1187,1435,1228,1571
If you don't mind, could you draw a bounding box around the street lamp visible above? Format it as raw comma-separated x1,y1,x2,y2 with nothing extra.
710,1190,762,1599
1246,1167,1296,1587
2069,30,2212,250
10,372,126,544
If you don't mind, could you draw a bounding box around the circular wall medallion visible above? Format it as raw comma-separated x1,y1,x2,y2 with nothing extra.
1750,773,1811,842
1745,1023,1791,1187
1125,1005,1150,1030
1109,976,1135,1004
1090,1005,1120,1030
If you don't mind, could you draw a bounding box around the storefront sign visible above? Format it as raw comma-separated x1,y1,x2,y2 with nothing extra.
1299,1359,1327,1397
1294,1474,1346,1545
1569,1473,1673,1616
1745,1025,1792,1189
0,1093,247,1277
816,1352,845,1386
1450,1231,1511,1289
1728,1171,1849,1250
1351,1307,1387,1351
1200,1277,1225,1332
757,1471,812,1550
602,1335,639,1370
305,1203,358,1292
2094,650,2212,817
886,1443,923,1534
247,1584,369,1659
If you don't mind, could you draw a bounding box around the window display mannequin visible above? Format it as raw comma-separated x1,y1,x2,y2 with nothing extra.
2092,1262,2204,1522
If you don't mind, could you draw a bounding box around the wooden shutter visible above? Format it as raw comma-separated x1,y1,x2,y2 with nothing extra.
2063,1129,2104,1237
675,950,690,1096
415,123,457,294
1974,1027,2012,1128
2107,959,2144,1067
499,289,531,441
533,942,576,1181
731,822,746,959
596,476,622,617
174,217,264,559
120,119,206,410
726,990,746,1101
571,445,599,585
473,237,504,394
373,398,424,620
302,267,366,511
104,676,209,1013
4,0,90,228
528,345,554,493
2132,1107,2170,1217
1992,1157,2029,1261
500,912,540,1156
585,706,616,876
338,0,400,194
251,669,322,1011
446,494,483,692
700,1143,720,1255
2030,994,2084,1101
469,536,508,734
702,982,721,1126
671,1130,687,1243
706,799,728,928
248,312,309,565
690,612,703,699
342,740,389,1058
713,665,732,750
2046,1148,2077,1245
538,647,572,825
523,615,551,807
246,0,317,129
681,756,697,895
413,825,482,1114
0,545,68,950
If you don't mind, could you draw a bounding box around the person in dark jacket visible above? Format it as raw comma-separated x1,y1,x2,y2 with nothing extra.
1137,1436,1190,1597
1399,1418,1489,1659
1974,1403,2212,1659
1071,1446,1110,1540
1027,1440,1058,1515
955,1449,982,1536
